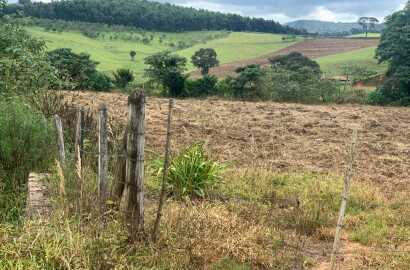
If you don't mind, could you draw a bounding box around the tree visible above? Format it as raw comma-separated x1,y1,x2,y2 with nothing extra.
144,51,187,97
18,0,31,4
191,48,220,75
130,50,136,61
231,64,262,99
374,2,410,105
0,14,55,95
46,48,111,91
113,68,134,88
269,52,322,76
357,17,379,38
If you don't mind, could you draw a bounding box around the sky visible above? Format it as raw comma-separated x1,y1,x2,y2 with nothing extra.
155,0,407,23
9,0,408,24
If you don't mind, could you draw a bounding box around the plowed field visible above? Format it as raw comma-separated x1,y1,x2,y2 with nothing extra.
68,91,410,191
190,38,379,78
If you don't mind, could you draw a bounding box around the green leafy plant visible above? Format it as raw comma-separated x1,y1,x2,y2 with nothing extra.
113,68,134,88
153,141,227,198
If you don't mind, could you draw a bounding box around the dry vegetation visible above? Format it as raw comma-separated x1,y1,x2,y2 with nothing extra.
70,91,409,190
3,91,409,269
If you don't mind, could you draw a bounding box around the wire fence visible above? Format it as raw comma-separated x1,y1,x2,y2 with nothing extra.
52,101,410,269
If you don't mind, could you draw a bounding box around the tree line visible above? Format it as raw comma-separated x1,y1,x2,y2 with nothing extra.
3,0,306,34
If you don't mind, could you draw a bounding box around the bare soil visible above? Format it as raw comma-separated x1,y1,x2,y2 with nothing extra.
68,91,410,192
190,39,380,78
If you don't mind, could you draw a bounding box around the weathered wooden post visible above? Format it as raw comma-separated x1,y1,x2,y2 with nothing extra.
125,88,146,236
54,114,66,168
74,107,84,166
152,98,173,242
330,130,358,270
98,104,108,205
110,132,127,206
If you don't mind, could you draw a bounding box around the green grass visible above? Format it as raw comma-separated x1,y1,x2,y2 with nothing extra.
178,32,297,70
315,46,387,76
28,27,296,82
347,33,381,38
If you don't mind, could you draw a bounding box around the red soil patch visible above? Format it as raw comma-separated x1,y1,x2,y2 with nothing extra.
190,39,379,78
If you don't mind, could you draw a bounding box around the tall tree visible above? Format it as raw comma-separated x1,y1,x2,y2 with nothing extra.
130,50,136,61
191,48,220,75
375,2,410,105
144,51,187,97
357,17,379,38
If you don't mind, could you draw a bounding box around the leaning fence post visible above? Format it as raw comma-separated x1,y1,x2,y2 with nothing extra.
98,104,108,205
330,130,358,270
74,107,84,166
125,88,146,236
152,98,173,242
54,114,66,168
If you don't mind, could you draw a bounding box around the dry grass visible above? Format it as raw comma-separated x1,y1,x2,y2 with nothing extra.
3,91,408,269
68,91,410,192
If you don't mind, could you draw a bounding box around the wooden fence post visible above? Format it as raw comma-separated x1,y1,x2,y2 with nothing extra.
110,132,127,206
125,88,146,236
98,104,108,205
330,130,358,270
152,98,173,242
54,114,65,168
74,107,84,166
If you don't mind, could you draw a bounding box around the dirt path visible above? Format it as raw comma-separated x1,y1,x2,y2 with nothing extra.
190,39,379,78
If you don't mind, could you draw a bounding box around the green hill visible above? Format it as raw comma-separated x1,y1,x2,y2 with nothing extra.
316,46,387,76
28,26,295,82
286,20,385,36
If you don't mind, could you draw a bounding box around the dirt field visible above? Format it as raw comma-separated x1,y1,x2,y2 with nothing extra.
68,91,409,192
190,38,379,78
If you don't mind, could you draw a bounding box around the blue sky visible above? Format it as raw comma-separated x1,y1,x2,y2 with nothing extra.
10,0,408,23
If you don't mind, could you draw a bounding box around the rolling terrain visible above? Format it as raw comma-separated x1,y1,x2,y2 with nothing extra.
29,26,385,81
191,38,383,78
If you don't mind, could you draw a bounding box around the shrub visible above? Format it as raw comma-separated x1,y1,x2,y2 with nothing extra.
0,97,55,222
184,74,218,97
153,141,227,198
0,97,55,178
113,68,134,88
90,72,112,91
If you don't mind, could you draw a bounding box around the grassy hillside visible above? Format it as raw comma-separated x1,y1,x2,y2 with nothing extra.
316,46,387,75
28,27,295,82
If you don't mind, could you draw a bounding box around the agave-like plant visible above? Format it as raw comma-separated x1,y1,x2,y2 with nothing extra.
152,141,227,198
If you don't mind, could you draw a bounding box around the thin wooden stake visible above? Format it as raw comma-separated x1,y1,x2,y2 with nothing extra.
125,88,146,236
74,107,84,166
98,104,108,205
330,130,358,270
152,98,173,242
54,114,66,168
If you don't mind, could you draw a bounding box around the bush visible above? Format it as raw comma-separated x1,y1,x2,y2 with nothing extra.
90,72,112,91
184,74,218,97
0,97,55,178
0,97,55,223
113,68,134,88
153,141,227,198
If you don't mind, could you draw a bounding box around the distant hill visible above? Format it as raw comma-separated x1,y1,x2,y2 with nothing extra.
3,0,306,35
285,20,386,36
